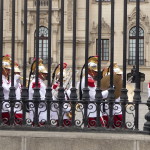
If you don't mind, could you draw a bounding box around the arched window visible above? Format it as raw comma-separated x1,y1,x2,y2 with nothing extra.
128,26,144,65
34,26,48,64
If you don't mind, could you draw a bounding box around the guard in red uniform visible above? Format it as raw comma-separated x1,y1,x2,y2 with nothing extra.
14,62,22,124
102,62,123,128
2,55,11,124
28,58,48,126
79,56,108,127
51,63,72,126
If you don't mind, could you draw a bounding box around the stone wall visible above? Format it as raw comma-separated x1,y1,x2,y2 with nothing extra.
0,130,149,150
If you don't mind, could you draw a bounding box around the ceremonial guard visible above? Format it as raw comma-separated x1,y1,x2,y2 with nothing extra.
79,56,108,127
14,62,22,124
113,64,123,127
51,63,72,126
28,58,48,126
101,62,123,128
2,55,11,124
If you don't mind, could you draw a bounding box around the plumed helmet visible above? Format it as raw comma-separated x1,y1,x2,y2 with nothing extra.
2,54,11,70
38,63,48,74
88,56,98,72
31,58,48,74
14,62,21,73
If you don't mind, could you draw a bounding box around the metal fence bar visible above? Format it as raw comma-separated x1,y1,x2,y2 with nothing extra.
82,0,90,128
58,0,65,127
21,0,28,126
0,0,4,125
70,0,78,127
23,0,28,89
9,0,16,125
96,0,103,127
133,0,141,131
120,0,128,129
35,0,40,87
0,0,3,87
33,0,41,126
45,0,53,126
108,0,115,128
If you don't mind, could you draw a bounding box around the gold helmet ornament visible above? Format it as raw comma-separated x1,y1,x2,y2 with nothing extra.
2,54,11,70
88,56,98,72
31,58,48,74
14,62,21,73
102,62,123,76
38,63,48,74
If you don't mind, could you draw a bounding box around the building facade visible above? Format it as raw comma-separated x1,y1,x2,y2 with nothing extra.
2,0,150,90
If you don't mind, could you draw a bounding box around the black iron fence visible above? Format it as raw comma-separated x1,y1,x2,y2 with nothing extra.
0,0,150,134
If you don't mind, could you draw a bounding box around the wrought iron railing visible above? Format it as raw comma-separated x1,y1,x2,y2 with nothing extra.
0,0,149,135
0,99,147,130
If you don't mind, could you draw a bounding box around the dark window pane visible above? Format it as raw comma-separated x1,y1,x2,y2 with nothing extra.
34,0,49,6
129,0,145,2
34,26,48,64
128,26,144,66
96,39,109,61
95,0,111,2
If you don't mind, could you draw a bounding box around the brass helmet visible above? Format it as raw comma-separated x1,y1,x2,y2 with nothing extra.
31,58,48,74
2,54,11,70
88,56,98,72
102,62,123,76
14,62,21,73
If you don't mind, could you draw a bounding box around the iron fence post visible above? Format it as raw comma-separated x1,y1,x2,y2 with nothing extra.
9,0,16,125
82,0,90,128
70,0,78,127
45,0,53,126
133,0,141,131
33,0,41,126
120,0,128,129
107,0,115,128
95,0,103,127
21,0,28,125
0,0,4,125
58,0,65,127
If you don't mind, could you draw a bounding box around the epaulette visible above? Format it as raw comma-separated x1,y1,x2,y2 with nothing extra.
88,78,95,87
32,82,41,88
